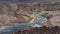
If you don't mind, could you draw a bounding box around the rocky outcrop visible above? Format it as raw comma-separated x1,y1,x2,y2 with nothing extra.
0,2,60,27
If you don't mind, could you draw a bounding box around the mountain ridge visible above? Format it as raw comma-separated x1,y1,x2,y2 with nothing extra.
0,0,60,3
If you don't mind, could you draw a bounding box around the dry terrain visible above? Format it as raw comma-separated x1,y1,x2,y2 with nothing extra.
0,2,60,27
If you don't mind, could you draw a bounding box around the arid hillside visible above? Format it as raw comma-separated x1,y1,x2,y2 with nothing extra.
0,2,60,27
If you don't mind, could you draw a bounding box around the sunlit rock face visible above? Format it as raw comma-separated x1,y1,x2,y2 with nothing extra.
40,11,60,27
0,3,34,25
0,2,60,27
0,14,17,26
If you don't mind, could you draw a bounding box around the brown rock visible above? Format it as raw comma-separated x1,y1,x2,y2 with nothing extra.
0,14,17,26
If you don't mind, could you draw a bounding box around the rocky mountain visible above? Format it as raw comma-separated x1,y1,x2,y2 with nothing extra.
0,2,60,26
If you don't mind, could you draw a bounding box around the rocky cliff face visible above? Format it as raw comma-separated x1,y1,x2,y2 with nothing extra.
0,2,60,26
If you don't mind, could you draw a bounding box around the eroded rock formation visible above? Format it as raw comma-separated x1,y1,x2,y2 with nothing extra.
0,2,60,27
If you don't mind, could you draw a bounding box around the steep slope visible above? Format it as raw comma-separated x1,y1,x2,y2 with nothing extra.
0,2,60,26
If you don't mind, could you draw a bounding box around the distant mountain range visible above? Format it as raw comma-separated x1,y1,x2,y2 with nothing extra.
0,0,45,3
0,0,60,3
